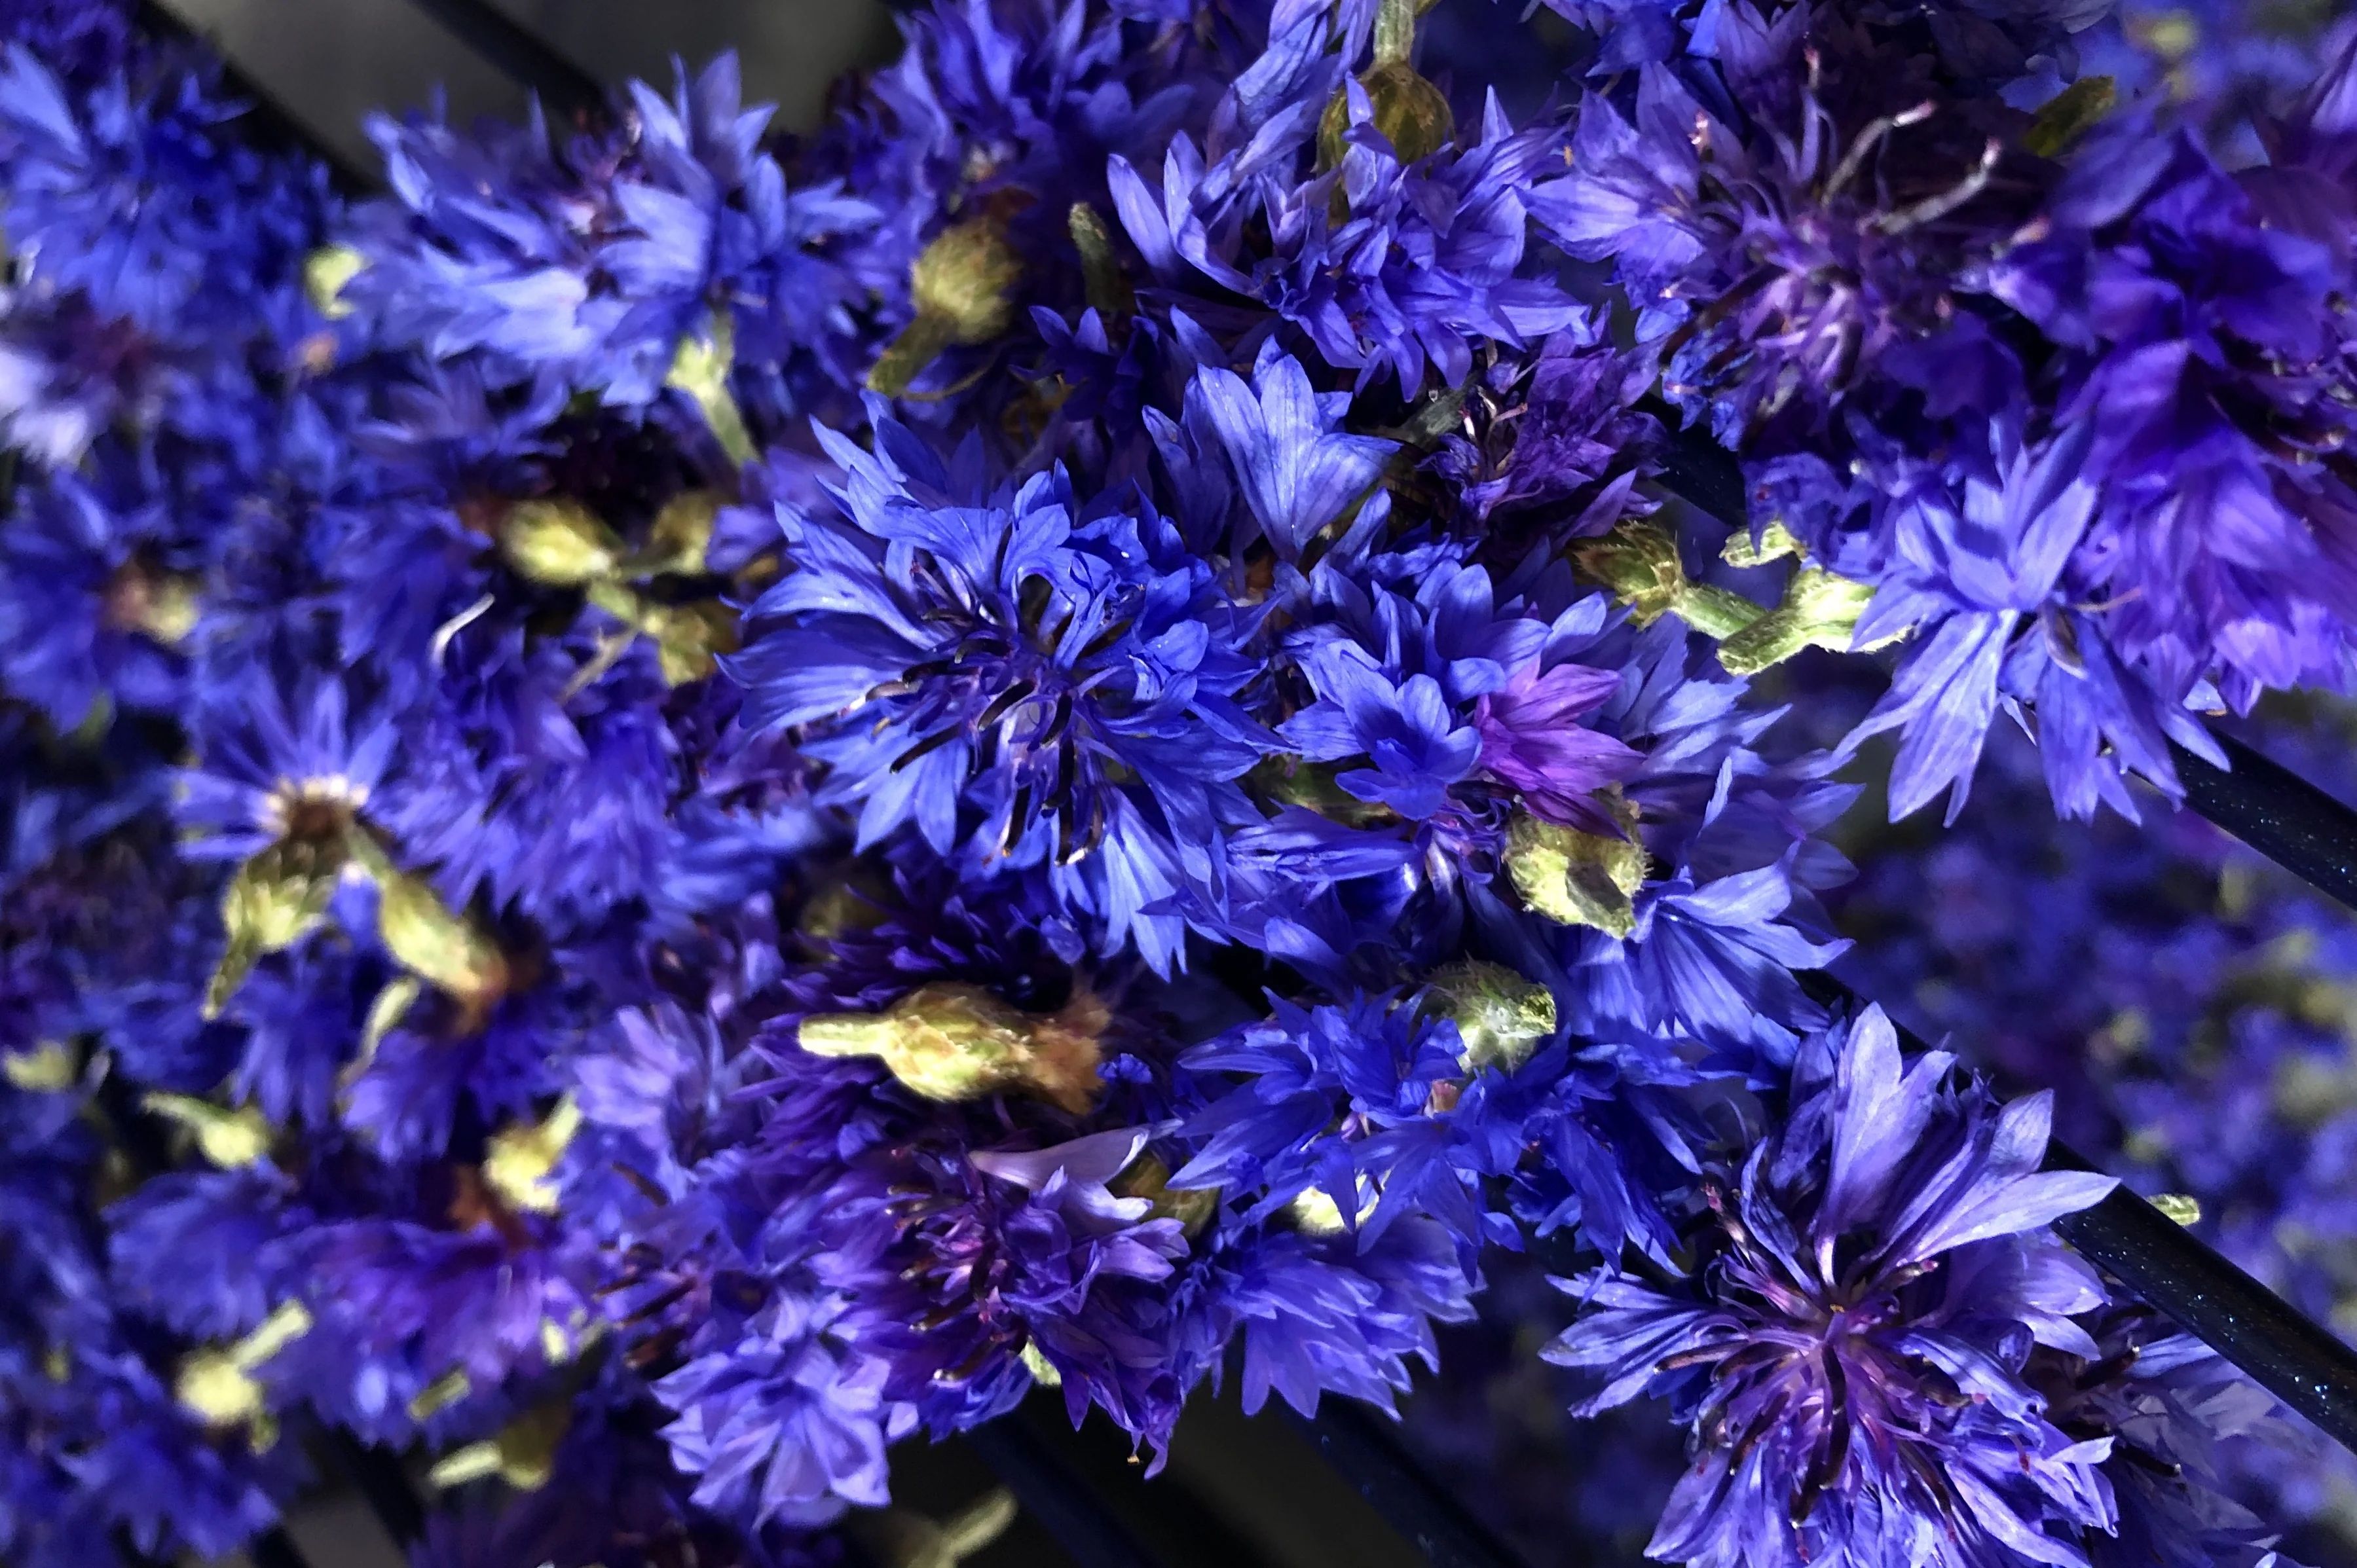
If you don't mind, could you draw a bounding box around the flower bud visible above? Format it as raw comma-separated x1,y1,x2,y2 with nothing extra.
1286,1182,1376,1236
428,1402,572,1491
176,1300,310,1449
206,839,344,1017
1716,566,1878,676
868,219,1024,397
1319,61,1455,170
105,558,202,645
346,832,511,1016
303,245,363,320
798,981,1107,1114
633,489,721,577
640,598,739,686
1719,521,1804,568
1020,1341,1064,1387
1422,959,1557,1075
2024,75,2116,159
144,1092,274,1168
1114,1152,1221,1236
1068,202,1134,319
1505,808,1647,937
498,498,627,587
483,1096,581,1214
666,312,758,467
3,1042,76,1091
1573,520,1764,640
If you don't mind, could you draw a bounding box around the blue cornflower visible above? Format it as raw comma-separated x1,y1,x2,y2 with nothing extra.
0,466,191,728
1546,1008,2121,1568
726,405,1272,972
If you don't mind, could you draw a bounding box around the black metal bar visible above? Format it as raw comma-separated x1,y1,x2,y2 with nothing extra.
2047,1158,2357,1453
2172,732,2357,911
961,1419,1167,1568
248,1526,316,1568
1804,971,2357,1453
398,0,606,121
1283,1403,1529,1568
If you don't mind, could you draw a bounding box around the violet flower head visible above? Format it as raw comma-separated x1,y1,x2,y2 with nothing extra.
1546,1007,2121,1567
726,405,1272,972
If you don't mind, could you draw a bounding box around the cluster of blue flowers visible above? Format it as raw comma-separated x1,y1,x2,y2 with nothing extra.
4,0,2356,1565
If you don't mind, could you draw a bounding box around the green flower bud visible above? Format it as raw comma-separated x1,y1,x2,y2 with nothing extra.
1067,202,1134,319
1716,566,1878,675
206,839,344,1017
1247,755,1399,828
303,245,364,320
633,489,721,577
640,598,739,686
428,1401,572,1491
869,219,1024,397
1114,1152,1220,1237
143,1092,274,1168
1504,806,1647,937
2024,76,2117,159
3,1042,76,1092
1421,959,1557,1075
1573,520,1764,640
1718,521,1804,568
406,1369,472,1423
666,313,758,467
1318,60,1456,171
1286,1183,1375,1236
798,981,1108,1114
105,557,202,646
483,1096,581,1214
175,1300,310,1450
498,498,627,587
346,832,511,1017
1020,1341,1063,1387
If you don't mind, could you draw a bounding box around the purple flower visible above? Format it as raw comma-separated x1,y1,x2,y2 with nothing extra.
726,405,1272,972
1547,1007,2120,1567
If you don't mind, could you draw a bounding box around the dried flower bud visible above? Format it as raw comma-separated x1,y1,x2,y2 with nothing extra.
666,312,758,467
1716,566,1878,676
499,498,627,587
346,832,510,1015
143,1092,274,1168
798,981,1108,1114
428,1401,572,1491
2024,75,2116,158
1719,520,1805,568
1505,807,1647,937
483,1096,581,1214
1115,1152,1221,1236
1422,959,1557,1075
869,219,1024,397
3,1042,76,1091
1573,520,1764,640
206,839,344,1017
303,245,363,320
